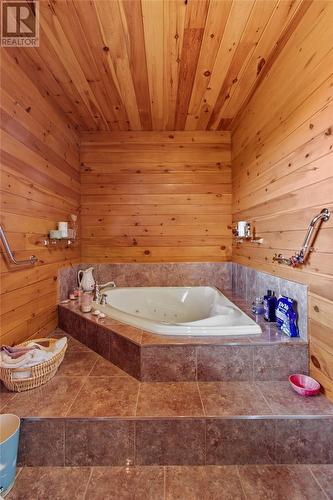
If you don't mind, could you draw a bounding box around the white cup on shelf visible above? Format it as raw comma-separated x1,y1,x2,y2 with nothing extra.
237,221,248,238
58,221,68,238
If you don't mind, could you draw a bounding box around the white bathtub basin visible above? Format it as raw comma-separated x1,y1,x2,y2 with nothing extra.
95,286,261,337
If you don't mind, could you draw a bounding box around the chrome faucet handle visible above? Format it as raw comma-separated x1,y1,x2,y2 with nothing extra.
100,293,108,305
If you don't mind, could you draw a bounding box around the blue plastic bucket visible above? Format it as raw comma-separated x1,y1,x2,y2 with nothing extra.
0,414,20,497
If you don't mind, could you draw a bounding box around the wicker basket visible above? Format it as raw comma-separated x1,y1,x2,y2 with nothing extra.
0,338,67,392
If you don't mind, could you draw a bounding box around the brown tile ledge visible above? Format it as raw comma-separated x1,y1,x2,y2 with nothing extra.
16,416,333,466
2,333,332,467
58,296,308,381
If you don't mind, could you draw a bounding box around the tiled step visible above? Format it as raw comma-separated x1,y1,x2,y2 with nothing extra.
58,299,308,382
15,415,333,467
1,331,332,468
9,464,333,500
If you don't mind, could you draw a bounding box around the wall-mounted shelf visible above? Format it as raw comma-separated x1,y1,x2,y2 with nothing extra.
42,214,78,248
40,237,76,247
232,222,264,245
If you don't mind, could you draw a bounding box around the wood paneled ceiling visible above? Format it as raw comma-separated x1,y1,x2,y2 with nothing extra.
4,0,311,131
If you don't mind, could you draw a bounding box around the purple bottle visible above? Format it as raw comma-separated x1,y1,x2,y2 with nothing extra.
263,290,277,322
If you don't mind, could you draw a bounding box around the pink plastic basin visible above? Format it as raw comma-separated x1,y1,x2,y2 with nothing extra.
289,374,321,396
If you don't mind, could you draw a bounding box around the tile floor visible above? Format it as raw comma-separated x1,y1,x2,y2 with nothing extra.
2,331,333,498
8,464,333,499
1,329,332,418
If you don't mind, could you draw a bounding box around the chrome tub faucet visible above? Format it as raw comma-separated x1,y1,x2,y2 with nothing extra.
94,281,116,304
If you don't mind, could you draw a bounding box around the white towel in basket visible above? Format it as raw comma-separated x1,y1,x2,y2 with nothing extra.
0,337,67,379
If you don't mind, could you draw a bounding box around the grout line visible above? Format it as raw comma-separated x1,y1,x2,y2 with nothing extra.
87,357,98,376
197,370,208,465
64,421,67,467
163,465,166,500
307,465,330,500
255,383,274,414
62,420,66,466
14,466,24,481
204,419,207,466
0,392,17,413
196,381,206,417
236,465,249,499
134,382,141,417
272,418,277,465
133,421,137,467
82,467,93,500
133,382,141,466
64,379,86,417
273,419,277,465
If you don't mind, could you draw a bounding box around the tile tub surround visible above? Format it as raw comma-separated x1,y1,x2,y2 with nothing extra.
58,296,308,382
8,465,333,500
232,263,308,339
58,262,307,338
58,262,233,301
3,330,332,467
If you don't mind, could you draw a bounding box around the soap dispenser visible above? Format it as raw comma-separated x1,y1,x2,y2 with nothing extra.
263,290,277,322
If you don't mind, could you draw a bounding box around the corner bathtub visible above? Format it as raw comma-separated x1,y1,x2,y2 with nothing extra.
95,286,261,337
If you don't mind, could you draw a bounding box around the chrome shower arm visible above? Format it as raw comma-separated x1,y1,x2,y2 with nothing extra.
0,225,38,266
273,208,330,267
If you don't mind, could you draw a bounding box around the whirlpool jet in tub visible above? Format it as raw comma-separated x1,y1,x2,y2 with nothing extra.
95,286,261,336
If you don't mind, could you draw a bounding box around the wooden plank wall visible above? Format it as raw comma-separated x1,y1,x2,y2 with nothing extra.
80,131,232,262
0,49,80,346
232,2,333,400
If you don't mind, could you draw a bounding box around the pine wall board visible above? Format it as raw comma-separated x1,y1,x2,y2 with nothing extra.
231,1,333,401
0,49,80,346
80,131,232,262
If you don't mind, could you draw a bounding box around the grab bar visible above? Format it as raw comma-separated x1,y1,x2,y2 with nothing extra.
0,225,38,266
273,208,330,267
